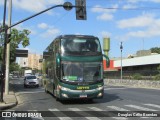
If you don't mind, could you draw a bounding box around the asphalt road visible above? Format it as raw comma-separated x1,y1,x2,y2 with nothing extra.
2,77,160,120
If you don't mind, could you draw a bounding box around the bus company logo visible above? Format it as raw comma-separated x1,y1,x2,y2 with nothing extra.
2,112,11,117
77,86,89,90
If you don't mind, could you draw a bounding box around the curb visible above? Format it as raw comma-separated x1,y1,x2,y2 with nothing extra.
0,91,18,110
0,102,18,110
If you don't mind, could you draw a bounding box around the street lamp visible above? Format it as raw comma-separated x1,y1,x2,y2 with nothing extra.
120,42,123,80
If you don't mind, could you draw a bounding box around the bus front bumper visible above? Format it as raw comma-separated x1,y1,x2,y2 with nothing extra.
58,86,104,99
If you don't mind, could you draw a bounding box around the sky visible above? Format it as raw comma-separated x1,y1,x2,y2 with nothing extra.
0,0,160,58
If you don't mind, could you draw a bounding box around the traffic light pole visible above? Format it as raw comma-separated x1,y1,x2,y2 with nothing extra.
5,0,12,95
1,0,7,102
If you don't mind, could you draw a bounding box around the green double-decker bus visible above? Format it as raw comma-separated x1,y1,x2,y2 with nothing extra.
43,35,109,100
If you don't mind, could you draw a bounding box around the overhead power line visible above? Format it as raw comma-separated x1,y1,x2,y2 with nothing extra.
88,6,160,11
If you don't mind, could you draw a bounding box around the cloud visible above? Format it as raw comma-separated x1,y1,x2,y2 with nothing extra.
91,4,118,21
117,19,160,40
126,24,160,38
127,0,160,3
12,0,64,13
37,22,60,38
38,23,48,29
40,27,60,38
97,13,113,21
100,31,111,38
116,12,160,40
117,13,155,29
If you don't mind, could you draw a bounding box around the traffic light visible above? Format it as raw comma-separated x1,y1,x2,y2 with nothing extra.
75,0,87,20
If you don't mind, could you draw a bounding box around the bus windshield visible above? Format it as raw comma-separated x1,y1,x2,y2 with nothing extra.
61,62,102,84
61,37,102,56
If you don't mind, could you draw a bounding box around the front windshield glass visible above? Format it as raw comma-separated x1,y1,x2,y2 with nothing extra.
61,62,102,84
26,76,36,79
61,37,101,56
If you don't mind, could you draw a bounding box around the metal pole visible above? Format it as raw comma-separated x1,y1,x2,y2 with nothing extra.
1,0,7,102
120,42,123,80
5,0,12,95
9,5,63,30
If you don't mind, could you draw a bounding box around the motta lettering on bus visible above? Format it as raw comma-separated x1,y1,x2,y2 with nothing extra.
77,86,89,90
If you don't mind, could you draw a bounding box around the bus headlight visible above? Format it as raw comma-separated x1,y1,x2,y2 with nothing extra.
96,86,104,91
59,85,70,91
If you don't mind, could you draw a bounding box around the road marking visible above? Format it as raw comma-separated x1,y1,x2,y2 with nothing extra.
85,117,101,120
48,108,60,111
125,105,157,111
104,88,127,90
68,108,82,111
58,117,73,120
143,104,160,109
87,107,104,111
112,117,128,120
69,108,102,120
49,108,72,120
107,106,130,111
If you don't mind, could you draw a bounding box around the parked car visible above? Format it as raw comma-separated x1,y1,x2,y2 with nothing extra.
24,75,39,88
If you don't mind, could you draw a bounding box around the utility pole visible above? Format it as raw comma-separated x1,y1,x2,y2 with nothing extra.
120,42,123,80
5,0,12,95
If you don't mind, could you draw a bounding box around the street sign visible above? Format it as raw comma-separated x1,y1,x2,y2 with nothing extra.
15,49,28,57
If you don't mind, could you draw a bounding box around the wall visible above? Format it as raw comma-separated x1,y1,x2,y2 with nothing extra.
105,79,160,89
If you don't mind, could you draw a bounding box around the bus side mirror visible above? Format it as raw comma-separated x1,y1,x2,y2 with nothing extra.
103,54,110,67
56,53,60,67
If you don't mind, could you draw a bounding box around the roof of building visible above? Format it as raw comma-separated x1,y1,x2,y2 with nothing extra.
114,54,160,67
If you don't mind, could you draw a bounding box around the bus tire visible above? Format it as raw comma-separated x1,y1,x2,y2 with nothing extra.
56,97,59,101
24,84,27,88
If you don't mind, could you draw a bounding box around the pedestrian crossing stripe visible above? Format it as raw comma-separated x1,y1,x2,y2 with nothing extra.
144,104,160,109
107,106,130,111
125,104,158,111
87,107,103,111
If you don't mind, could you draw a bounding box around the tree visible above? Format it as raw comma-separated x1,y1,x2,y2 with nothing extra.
0,28,30,72
150,47,160,54
0,28,30,62
10,62,21,72
10,28,30,63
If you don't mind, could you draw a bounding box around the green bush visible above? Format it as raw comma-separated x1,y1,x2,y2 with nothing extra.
154,74,160,81
132,73,142,80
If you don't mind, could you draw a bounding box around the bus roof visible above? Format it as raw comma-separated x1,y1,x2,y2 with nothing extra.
56,34,98,39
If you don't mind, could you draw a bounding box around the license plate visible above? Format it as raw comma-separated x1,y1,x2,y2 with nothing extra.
80,95,87,98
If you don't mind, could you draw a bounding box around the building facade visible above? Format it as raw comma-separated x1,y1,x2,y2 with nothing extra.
18,53,43,71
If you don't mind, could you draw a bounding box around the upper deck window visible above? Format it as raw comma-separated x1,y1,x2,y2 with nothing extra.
61,37,102,56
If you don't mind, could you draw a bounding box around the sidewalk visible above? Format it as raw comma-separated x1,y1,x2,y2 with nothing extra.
0,85,18,110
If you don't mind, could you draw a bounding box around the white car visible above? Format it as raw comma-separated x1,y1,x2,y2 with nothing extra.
24,75,39,88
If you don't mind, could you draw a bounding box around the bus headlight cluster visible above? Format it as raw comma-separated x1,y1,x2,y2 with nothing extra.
61,93,69,98
97,92,103,97
59,85,70,91
96,86,104,91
